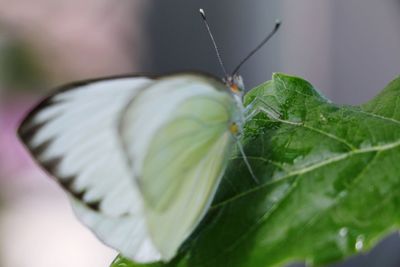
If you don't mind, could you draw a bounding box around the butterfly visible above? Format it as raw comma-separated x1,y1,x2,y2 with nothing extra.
17,9,280,263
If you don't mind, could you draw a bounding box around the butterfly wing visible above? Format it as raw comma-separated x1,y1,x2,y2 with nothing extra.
18,76,162,262
120,74,240,260
72,200,158,262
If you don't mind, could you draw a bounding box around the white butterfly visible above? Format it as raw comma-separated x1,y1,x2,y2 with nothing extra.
18,9,281,263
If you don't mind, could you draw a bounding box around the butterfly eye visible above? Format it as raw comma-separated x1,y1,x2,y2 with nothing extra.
225,75,244,95
230,83,240,93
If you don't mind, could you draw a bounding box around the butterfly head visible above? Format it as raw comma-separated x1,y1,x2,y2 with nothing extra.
224,74,245,98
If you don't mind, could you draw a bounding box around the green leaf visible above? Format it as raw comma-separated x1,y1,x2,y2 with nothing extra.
111,73,400,267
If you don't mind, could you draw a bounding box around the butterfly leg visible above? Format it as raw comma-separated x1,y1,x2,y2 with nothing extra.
234,138,259,184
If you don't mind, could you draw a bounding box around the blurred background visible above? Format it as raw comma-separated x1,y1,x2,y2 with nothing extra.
1,0,400,266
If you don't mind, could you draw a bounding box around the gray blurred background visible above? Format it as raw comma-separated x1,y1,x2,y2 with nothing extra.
0,0,400,266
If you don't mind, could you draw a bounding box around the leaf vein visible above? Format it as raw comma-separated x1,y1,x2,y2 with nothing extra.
301,124,356,150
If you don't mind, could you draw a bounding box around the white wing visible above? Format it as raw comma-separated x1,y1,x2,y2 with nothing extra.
73,200,159,262
120,74,238,261
18,76,161,262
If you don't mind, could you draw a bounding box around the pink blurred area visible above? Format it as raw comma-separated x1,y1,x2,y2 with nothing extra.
0,96,33,177
0,1,148,266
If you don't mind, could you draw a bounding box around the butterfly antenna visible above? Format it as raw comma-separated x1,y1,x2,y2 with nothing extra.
199,8,228,77
232,20,281,75
236,141,259,184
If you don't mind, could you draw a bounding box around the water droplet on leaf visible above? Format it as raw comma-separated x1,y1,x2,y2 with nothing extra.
355,235,364,251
